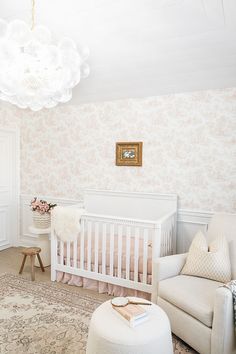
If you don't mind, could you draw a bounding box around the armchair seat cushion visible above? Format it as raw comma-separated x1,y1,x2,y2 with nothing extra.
158,275,223,328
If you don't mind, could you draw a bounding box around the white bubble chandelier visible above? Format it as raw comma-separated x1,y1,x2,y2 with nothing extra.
0,0,90,111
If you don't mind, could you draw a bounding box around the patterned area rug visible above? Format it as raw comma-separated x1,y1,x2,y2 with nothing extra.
0,274,197,354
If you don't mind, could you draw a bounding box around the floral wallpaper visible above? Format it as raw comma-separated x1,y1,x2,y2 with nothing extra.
0,87,236,212
0,103,21,129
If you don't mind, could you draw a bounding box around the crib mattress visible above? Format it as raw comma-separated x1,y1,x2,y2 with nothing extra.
58,235,152,275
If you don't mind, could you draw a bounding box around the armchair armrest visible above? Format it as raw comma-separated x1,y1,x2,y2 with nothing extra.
212,287,236,354
155,253,188,282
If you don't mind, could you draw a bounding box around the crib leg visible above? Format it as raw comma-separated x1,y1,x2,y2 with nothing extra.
51,267,56,281
50,227,57,282
151,289,158,304
151,277,158,304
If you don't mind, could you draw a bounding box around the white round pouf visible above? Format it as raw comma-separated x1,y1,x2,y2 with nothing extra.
86,298,173,354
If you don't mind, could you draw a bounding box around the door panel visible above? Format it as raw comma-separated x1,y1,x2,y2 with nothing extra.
0,206,9,247
0,129,19,250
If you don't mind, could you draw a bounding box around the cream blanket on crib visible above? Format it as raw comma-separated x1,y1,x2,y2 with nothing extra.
52,206,85,242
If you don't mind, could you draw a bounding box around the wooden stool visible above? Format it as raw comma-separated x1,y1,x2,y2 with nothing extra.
19,247,45,281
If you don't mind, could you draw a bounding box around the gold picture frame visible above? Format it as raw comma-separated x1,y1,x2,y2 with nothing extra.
116,142,143,166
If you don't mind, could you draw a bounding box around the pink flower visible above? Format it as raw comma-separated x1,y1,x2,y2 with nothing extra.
30,198,57,215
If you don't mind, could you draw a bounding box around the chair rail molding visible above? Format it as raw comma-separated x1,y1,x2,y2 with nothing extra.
18,194,214,252
85,189,178,201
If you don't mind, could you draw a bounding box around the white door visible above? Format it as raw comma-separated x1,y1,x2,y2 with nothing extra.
0,129,19,250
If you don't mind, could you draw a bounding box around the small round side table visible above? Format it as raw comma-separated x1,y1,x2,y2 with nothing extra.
29,226,51,267
86,297,173,354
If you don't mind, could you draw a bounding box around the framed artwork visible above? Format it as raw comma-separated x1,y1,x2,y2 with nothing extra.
116,142,143,166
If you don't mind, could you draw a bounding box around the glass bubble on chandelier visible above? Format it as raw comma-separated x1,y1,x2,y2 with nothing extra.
0,19,90,111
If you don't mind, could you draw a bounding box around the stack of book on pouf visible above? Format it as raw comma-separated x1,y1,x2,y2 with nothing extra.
111,297,151,327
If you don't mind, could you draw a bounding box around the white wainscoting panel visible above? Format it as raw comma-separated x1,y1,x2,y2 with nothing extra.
19,194,214,253
177,209,213,253
0,128,19,250
19,195,83,247
0,206,9,248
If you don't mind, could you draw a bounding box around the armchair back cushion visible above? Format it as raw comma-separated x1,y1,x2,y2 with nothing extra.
207,213,236,280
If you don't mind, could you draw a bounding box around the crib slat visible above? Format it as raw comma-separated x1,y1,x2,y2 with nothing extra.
165,230,167,256
60,240,64,265
80,218,85,269
118,225,123,278
165,229,168,256
171,218,175,254
73,239,77,268
94,222,99,273
166,228,168,255
126,226,131,280
87,221,92,271
163,228,167,257
166,228,169,255
109,223,115,276
167,226,171,255
169,225,172,254
164,226,166,256
102,223,107,275
173,214,177,254
66,241,70,267
134,227,140,282
170,227,172,254
162,229,165,257
142,229,148,284
163,232,165,256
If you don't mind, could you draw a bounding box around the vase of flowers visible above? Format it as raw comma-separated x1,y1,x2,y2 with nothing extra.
30,197,57,229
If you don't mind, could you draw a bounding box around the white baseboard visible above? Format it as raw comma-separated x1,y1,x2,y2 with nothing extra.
18,194,214,253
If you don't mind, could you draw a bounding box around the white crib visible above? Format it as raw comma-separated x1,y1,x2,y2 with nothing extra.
51,190,177,301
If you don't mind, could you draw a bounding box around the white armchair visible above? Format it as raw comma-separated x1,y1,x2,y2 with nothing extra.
156,213,236,354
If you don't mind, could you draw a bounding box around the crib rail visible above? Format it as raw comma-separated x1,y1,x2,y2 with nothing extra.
51,211,177,300
159,211,177,256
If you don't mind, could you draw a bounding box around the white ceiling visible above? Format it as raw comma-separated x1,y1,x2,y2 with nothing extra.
1,0,236,104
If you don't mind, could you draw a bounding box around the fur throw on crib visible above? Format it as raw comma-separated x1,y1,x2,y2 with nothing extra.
52,206,86,242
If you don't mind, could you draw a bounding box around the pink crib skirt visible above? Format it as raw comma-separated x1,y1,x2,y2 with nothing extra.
56,268,152,300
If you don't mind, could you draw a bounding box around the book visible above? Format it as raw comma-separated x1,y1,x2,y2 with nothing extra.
112,304,148,328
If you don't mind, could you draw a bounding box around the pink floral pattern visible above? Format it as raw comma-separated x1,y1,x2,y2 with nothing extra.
0,87,235,212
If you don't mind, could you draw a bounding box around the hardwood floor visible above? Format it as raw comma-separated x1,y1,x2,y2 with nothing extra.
0,247,110,300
